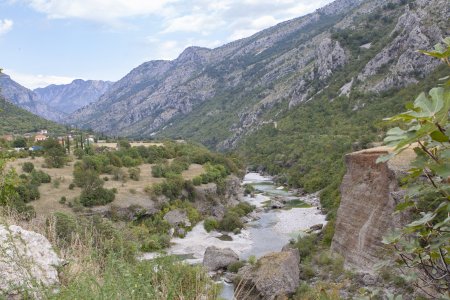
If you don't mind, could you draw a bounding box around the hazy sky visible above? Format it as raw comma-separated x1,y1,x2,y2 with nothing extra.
0,0,334,89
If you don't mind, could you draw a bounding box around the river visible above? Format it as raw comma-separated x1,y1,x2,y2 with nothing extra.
142,172,327,299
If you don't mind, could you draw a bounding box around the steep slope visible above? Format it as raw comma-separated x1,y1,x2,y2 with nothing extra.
34,79,113,114
68,0,448,147
0,74,66,122
0,97,65,135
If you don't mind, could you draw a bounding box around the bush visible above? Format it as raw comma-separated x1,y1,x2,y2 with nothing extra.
22,162,34,173
128,167,140,181
243,184,255,196
17,183,40,202
30,170,51,185
59,196,67,204
79,187,115,207
227,261,245,273
218,211,243,232
203,217,219,232
192,176,202,186
69,183,75,190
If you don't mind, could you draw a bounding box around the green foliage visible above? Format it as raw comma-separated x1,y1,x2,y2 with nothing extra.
12,137,27,148
50,256,219,300
30,169,51,184
203,217,219,232
379,39,450,296
0,97,65,135
128,167,140,181
79,187,115,207
43,138,67,168
151,174,185,200
227,260,245,273
218,202,255,232
21,162,34,173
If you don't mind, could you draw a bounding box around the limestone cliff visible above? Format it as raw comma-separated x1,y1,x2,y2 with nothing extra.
331,147,414,271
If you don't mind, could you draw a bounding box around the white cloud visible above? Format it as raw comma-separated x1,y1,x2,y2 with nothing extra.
0,19,13,36
4,69,77,89
25,0,176,23
161,14,225,35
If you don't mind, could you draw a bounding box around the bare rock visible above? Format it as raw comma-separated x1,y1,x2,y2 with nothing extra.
0,225,62,297
163,209,191,227
203,246,239,272
236,249,300,300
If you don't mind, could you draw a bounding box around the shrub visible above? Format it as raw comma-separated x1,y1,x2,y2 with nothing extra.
203,217,219,232
17,183,40,202
79,187,115,207
248,255,257,265
69,183,75,190
192,176,202,186
128,167,140,181
53,179,60,188
30,170,51,185
243,184,255,196
22,162,34,173
227,261,245,273
59,196,67,204
218,211,243,232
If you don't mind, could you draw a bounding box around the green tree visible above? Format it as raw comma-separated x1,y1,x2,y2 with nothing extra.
379,38,450,296
43,138,66,168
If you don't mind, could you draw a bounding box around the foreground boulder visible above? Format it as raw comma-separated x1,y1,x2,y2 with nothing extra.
236,248,300,299
203,246,239,272
0,224,62,297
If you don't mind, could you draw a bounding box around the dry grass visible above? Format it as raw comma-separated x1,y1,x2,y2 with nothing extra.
6,157,205,216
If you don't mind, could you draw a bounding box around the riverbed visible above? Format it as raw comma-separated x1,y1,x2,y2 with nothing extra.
142,173,327,299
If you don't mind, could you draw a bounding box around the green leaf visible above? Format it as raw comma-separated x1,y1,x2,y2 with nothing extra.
430,163,450,178
407,212,436,228
395,201,414,212
430,130,448,143
412,91,443,118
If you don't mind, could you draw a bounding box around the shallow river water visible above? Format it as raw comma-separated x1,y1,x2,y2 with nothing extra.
142,173,327,299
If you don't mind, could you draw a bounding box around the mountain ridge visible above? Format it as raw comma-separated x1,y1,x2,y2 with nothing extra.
67,0,448,148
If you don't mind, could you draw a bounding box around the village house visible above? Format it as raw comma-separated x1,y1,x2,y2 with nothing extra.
34,134,48,142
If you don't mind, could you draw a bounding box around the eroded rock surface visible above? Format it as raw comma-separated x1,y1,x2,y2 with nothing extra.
0,225,62,297
331,147,413,271
203,246,239,272
236,248,300,300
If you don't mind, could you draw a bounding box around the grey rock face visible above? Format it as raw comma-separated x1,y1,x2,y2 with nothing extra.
0,74,66,122
67,0,447,149
236,248,300,300
163,209,191,227
0,225,62,297
203,246,239,272
34,79,113,114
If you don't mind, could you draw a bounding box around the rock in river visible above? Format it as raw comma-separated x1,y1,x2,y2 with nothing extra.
203,246,239,272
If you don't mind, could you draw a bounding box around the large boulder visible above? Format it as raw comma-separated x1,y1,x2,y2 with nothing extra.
163,209,191,227
236,249,300,300
203,246,239,272
0,224,62,297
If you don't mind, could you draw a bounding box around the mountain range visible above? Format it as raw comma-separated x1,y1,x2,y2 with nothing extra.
66,0,449,150
0,74,112,122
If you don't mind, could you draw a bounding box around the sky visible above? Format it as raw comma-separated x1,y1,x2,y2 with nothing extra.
0,0,334,89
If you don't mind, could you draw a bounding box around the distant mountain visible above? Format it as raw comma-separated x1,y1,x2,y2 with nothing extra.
34,79,113,114
0,73,66,122
67,0,449,148
0,96,65,135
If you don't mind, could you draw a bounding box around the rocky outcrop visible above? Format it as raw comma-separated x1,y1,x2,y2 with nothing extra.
203,246,239,272
163,209,191,227
331,147,413,272
236,248,300,300
193,175,242,218
0,225,62,297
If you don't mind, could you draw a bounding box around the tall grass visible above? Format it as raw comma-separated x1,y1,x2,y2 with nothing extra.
0,208,220,299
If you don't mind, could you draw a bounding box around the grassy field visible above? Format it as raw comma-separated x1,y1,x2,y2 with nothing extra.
7,156,205,216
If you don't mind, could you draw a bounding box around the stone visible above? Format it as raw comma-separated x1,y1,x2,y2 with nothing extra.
236,248,300,300
0,225,62,296
309,224,324,231
270,200,284,209
362,273,377,286
203,246,239,272
163,209,191,227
